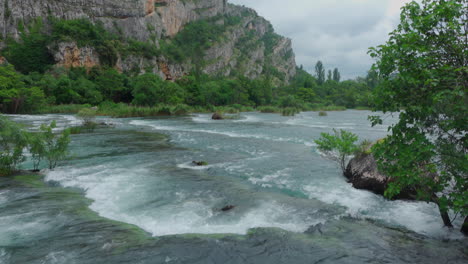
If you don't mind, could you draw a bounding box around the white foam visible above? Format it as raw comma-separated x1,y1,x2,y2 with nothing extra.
191,114,216,124
177,162,214,170
0,190,9,205
130,120,316,146
46,163,322,237
233,114,261,123
0,248,9,263
41,251,77,264
303,183,463,239
249,169,293,189
0,213,58,244
106,199,319,236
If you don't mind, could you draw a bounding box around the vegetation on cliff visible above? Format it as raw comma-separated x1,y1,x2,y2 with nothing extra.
0,8,378,116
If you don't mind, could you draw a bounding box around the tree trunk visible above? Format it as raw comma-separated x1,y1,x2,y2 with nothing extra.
461,216,468,236
431,195,453,228
439,209,453,228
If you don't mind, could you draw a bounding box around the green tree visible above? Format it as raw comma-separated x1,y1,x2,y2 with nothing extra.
0,65,45,113
333,68,341,82
94,68,127,102
327,70,332,81
39,121,71,170
4,18,54,74
315,61,325,85
28,132,46,171
77,108,98,131
314,129,359,174
369,0,467,233
131,73,163,106
0,115,28,175
297,88,316,102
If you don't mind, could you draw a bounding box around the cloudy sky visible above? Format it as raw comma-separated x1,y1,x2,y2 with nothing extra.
229,0,412,80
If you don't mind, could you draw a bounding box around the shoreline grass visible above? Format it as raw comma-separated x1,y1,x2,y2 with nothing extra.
31,103,365,118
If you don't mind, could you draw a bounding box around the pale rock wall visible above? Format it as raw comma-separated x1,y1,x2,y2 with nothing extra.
0,0,296,83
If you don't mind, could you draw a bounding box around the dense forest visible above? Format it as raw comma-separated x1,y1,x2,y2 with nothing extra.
0,16,377,115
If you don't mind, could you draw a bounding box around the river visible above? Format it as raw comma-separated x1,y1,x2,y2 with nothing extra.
1,111,466,263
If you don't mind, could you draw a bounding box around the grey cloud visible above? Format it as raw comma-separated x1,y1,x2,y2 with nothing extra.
229,0,404,80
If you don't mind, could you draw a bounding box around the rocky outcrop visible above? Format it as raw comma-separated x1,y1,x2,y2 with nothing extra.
0,0,226,41
0,0,296,83
54,42,100,69
344,153,387,195
212,113,223,120
344,153,417,200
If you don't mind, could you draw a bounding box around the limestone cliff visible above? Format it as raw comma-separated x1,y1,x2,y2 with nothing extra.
0,0,296,83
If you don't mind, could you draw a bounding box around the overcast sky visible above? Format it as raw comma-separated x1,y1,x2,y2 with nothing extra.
229,0,412,80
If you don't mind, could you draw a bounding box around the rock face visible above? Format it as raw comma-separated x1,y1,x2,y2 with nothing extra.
0,0,296,83
344,153,416,200
54,42,100,69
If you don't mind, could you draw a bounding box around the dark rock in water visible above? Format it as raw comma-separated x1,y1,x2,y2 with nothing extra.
305,223,323,235
192,161,208,166
221,205,235,212
344,153,387,195
212,113,224,120
344,153,417,200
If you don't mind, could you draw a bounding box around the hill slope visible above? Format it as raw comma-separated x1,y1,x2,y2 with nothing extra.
0,0,296,83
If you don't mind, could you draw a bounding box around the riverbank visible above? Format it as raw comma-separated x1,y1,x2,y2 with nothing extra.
34,103,350,118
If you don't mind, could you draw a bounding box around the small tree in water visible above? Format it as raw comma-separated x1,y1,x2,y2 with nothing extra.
36,121,71,170
0,116,28,175
314,129,359,174
77,108,98,131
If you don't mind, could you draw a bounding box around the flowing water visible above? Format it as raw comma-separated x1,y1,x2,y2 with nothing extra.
1,111,467,263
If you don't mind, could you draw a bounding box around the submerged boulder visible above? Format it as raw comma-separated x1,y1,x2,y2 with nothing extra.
221,205,236,212
344,153,416,200
212,113,224,120
192,161,208,166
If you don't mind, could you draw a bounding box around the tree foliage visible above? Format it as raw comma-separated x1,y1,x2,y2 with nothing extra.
1,116,71,174
0,65,45,113
4,18,54,74
369,0,467,230
37,121,71,170
315,61,325,85
314,129,359,173
0,116,28,175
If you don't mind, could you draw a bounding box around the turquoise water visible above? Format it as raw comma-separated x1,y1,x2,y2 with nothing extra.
1,111,466,263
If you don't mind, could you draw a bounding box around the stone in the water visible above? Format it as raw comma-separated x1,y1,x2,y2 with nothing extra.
344,153,417,200
212,113,224,120
192,161,208,166
221,205,235,212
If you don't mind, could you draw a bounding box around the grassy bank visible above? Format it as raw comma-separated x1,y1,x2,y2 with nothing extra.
34,103,351,118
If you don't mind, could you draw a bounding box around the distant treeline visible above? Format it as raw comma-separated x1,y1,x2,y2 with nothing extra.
0,17,379,115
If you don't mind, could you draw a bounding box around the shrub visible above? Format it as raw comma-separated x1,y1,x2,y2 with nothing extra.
281,107,300,116
38,121,71,170
257,106,280,113
77,108,98,131
0,115,28,174
314,129,359,174
172,104,191,116
354,139,373,156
